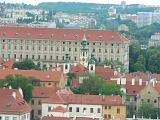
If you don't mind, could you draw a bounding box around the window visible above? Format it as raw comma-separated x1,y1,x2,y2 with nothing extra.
51,47,53,51
83,108,86,112
90,108,93,113
93,48,95,52
104,114,107,118
99,49,101,53
74,56,77,61
117,108,120,114
93,43,95,45
14,46,17,50
105,106,107,109
0,116,2,120
63,42,65,44
108,106,111,109
76,107,79,112
20,46,23,50
56,56,58,60
31,100,34,105
38,110,41,115
117,49,120,53
63,47,65,51
69,48,71,51
20,54,22,59
48,106,51,112
38,100,41,105
2,54,4,58
69,107,72,112
5,116,9,120
111,49,113,53
50,56,53,60
148,91,150,94
38,55,40,59
154,99,157,103
97,108,100,113
45,47,47,51
56,47,59,51
75,48,77,52
147,99,150,103
32,55,35,60
26,46,29,50
108,114,111,119
39,46,41,50
105,49,107,53
26,55,29,59
44,55,46,60
75,42,77,45
111,43,114,46
14,54,16,59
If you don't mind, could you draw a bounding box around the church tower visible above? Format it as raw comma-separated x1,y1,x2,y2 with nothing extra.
80,33,89,68
89,54,96,73
63,54,70,74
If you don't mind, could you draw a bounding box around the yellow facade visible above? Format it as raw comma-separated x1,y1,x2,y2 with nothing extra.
102,105,126,120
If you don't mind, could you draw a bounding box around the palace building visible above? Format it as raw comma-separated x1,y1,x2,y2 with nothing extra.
0,26,130,71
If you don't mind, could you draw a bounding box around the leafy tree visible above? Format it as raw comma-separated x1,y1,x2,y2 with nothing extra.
1,75,34,102
12,59,40,70
72,74,122,96
138,103,160,119
67,73,76,86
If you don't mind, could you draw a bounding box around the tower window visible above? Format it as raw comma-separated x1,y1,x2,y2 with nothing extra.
65,64,68,70
91,65,93,70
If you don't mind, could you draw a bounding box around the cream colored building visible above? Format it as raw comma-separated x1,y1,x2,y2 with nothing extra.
0,26,130,71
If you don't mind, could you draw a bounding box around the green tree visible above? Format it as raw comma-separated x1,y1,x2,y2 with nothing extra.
1,75,34,102
12,59,40,70
138,102,160,119
72,74,122,96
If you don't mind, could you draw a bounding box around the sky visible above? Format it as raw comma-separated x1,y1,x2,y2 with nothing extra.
2,0,160,6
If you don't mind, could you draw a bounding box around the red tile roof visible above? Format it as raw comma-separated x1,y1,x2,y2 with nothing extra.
51,106,68,112
0,26,128,43
72,78,80,87
0,88,31,113
123,81,146,96
41,116,100,120
46,93,124,106
154,83,160,93
41,116,70,120
95,66,120,80
32,87,57,98
70,64,87,76
0,59,14,69
0,69,63,82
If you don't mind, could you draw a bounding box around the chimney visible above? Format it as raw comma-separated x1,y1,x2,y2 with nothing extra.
9,86,12,89
139,79,142,86
114,70,118,76
153,81,155,87
131,78,135,85
12,92,16,99
18,88,23,97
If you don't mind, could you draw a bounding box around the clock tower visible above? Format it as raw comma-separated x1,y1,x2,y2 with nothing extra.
80,33,89,68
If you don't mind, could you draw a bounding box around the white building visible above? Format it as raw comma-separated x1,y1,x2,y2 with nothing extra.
42,92,123,119
137,12,152,28
148,33,160,47
0,88,31,120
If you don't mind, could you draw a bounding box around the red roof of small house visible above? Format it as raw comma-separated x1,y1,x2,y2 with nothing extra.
32,87,57,98
46,93,124,106
41,116,70,120
123,81,146,96
95,66,120,80
154,83,160,93
125,72,149,82
70,64,87,76
0,26,129,43
0,69,63,82
0,88,31,113
51,106,68,112
0,59,14,69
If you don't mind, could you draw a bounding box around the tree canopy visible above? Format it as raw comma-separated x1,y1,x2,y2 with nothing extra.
12,59,40,70
72,74,122,96
0,75,35,102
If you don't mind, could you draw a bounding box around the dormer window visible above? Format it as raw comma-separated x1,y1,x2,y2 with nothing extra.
15,33,19,37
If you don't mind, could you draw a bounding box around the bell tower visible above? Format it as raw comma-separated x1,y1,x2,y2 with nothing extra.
80,33,89,68
63,54,70,74
89,54,96,73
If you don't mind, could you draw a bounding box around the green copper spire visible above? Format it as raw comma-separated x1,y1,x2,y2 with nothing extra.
81,33,87,49
89,54,96,64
